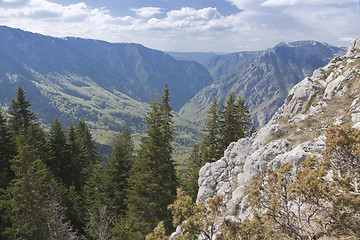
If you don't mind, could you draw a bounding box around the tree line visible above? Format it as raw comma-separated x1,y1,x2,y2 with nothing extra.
0,86,253,239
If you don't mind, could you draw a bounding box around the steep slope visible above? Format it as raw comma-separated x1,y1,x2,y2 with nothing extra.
179,41,346,127
190,36,360,238
203,51,262,79
0,26,212,148
0,26,213,111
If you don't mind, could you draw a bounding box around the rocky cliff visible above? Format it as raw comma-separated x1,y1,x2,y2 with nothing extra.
186,36,359,238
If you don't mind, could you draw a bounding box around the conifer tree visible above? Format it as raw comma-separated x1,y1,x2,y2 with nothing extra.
3,135,51,239
105,125,134,216
219,93,238,150
0,110,15,188
118,87,178,239
67,121,81,188
48,117,70,184
67,120,97,190
8,86,35,135
25,122,51,163
219,94,251,151
200,97,222,164
183,144,201,201
84,163,114,240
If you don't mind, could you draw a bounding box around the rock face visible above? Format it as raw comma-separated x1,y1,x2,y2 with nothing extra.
193,36,360,237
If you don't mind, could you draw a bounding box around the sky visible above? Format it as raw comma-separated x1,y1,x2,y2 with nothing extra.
0,0,359,53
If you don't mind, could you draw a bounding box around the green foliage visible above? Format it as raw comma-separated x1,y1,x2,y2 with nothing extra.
217,211,274,240
0,110,15,189
247,125,360,239
182,144,201,201
200,97,222,164
325,124,360,193
84,162,117,240
145,221,168,240
168,188,223,240
48,117,71,184
2,135,51,239
200,94,252,165
219,94,251,150
8,86,36,136
104,125,134,216
119,87,178,239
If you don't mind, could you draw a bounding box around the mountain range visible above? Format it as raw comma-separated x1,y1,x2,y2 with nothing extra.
0,25,347,157
179,41,346,127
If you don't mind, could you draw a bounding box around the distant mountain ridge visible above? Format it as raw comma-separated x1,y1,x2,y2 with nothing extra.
179,40,346,127
0,26,213,111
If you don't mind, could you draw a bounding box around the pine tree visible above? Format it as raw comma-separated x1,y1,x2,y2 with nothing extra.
48,117,70,184
8,86,36,135
0,110,15,188
200,97,222,164
67,121,81,189
84,163,114,240
25,122,51,163
67,120,97,190
219,93,238,151
105,125,134,216
3,135,51,239
117,87,178,239
219,94,251,151
183,144,201,201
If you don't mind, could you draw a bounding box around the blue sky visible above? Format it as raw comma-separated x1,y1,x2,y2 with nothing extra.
0,0,359,52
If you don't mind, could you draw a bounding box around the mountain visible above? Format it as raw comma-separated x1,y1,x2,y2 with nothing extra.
172,36,360,239
202,50,262,79
166,51,220,65
0,26,212,149
179,41,346,127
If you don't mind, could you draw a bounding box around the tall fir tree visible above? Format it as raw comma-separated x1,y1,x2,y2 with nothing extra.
183,144,202,201
200,97,222,165
219,94,252,151
48,117,70,184
0,110,15,188
116,87,178,239
105,125,134,216
8,86,36,136
219,93,238,151
67,121,81,189
3,135,51,239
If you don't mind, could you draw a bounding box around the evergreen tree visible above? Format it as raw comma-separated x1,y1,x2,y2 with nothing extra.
117,87,178,239
25,122,51,163
219,93,238,151
84,163,114,240
76,119,98,189
8,86,35,135
105,126,134,216
48,117,70,184
183,144,201,201
200,97,222,164
219,94,251,151
3,136,51,239
67,120,97,190
67,121,81,189
0,110,15,188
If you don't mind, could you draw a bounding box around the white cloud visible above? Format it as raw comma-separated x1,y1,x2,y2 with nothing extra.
261,0,298,7
0,0,358,52
131,7,162,18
